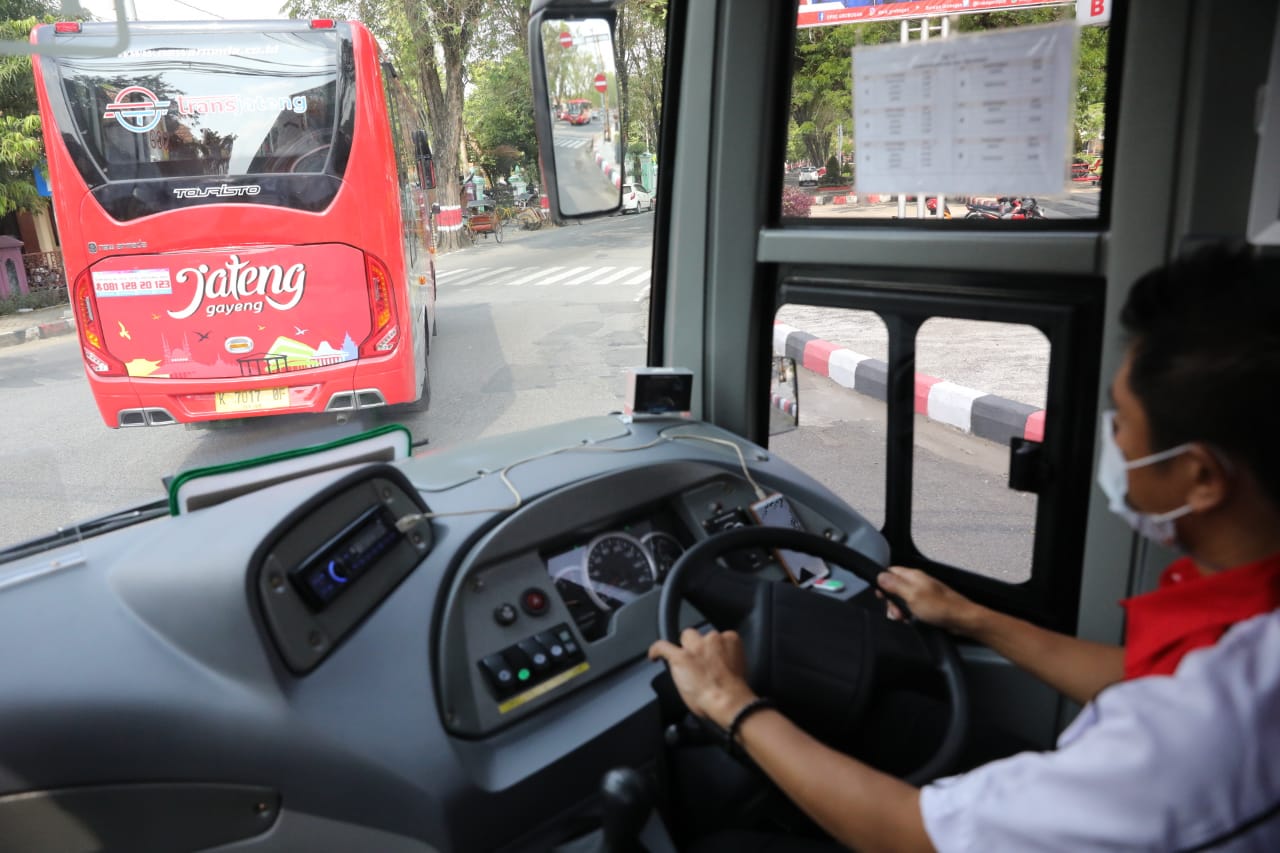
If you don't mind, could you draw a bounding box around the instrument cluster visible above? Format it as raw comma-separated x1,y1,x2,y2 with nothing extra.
543,508,690,641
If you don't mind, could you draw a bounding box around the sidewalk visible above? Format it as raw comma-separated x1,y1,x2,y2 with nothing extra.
0,303,75,349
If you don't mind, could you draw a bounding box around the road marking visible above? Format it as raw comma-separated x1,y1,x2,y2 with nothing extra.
459,266,516,285
505,266,567,286
554,137,591,149
592,266,642,285
562,266,613,286
433,264,652,288
533,266,593,286
634,284,650,303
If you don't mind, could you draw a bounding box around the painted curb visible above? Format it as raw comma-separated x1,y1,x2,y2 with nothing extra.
0,316,75,349
773,322,1044,446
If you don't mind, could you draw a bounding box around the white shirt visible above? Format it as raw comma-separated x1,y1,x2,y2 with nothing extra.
920,610,1280,852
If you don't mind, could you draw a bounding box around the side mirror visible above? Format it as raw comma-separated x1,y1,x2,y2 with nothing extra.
529,12,622,219
413,130,436,189
769,356,799,435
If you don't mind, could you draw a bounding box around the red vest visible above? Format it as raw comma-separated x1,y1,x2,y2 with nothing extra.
1121,552,1280,679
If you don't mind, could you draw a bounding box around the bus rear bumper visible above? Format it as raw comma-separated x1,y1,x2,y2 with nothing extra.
87,349,421,428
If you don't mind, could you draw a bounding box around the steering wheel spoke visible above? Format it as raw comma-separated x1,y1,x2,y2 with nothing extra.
657,526,968,785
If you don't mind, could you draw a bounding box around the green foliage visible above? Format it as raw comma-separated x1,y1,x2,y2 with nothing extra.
0,8,62,219
819,154,842,186
616,0,665,159
793,21,895,168
465,52,538,183
0,285,68,316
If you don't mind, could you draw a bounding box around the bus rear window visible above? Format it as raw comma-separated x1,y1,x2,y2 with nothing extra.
52,31,348,186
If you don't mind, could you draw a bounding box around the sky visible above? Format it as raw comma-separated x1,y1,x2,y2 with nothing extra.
79,0,291,21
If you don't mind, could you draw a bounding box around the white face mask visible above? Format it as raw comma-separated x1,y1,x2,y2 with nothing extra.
1096,410,1194,548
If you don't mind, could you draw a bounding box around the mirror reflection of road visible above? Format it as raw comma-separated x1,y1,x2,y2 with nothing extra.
552,119,621,215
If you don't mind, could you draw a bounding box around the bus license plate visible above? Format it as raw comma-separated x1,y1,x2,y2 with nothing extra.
214,387,290,414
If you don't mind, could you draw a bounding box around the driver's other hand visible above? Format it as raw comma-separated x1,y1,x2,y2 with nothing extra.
876,566,978,635
648,628,756,729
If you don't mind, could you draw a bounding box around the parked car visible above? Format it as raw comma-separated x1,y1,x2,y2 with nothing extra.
621,182,653,213
798,166,819,186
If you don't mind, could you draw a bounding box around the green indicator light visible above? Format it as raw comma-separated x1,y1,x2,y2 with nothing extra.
518,668,531,681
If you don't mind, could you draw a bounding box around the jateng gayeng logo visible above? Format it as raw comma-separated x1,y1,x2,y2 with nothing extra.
103,86,171,134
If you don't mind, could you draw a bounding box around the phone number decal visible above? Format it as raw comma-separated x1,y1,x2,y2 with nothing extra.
91,269,173,297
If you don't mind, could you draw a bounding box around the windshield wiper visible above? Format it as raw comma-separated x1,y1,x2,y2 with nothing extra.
0,499,169,564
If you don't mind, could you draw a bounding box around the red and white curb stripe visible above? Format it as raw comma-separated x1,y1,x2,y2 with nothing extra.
437,204,464,232
0,315,76,348
773,322,1044,446
591,135,623,189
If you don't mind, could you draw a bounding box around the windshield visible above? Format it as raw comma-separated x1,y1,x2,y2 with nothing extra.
1,8,664,559
53,31,346,184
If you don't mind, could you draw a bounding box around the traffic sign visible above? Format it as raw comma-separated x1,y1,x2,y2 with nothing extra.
559,31,572,48
594,73,607,93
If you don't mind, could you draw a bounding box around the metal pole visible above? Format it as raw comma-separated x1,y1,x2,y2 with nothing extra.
897,19,908,220
916,18,928,220
937,16,950,218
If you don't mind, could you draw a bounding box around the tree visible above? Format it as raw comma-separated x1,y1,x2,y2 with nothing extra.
792,21,895,169
616,0,665,160
465,51,538,185
0,1,64,219
286,0,483,249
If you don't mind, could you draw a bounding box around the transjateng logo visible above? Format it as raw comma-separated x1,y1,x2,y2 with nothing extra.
103,86,171,134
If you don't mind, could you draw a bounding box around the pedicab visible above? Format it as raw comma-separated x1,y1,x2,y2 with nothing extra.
464,199,503,244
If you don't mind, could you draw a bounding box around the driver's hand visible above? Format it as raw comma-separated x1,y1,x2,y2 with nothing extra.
648,628,757,730
877,566,980,636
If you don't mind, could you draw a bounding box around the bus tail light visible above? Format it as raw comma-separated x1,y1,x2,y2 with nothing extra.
54,22,82,34
360,254,400,357
73,272,126,376
310,19,336,29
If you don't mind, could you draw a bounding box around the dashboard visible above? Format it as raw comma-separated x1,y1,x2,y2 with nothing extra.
0,416,888,852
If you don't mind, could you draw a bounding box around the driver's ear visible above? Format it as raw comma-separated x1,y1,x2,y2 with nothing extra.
1185,445,1232,513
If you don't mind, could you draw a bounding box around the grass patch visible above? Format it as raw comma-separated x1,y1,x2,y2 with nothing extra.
0,287,69,316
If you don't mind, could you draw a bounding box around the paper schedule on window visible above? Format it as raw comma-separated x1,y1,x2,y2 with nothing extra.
851,22,1076,197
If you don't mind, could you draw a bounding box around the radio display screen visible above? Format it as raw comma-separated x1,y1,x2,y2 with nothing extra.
292,507,399,610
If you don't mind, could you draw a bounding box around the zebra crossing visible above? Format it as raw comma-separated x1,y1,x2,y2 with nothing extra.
434,265,651,288
554,137,592,149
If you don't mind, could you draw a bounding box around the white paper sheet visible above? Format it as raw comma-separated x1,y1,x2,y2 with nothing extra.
852,22,1077,197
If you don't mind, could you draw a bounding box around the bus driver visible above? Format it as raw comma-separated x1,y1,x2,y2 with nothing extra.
650,244,1280,852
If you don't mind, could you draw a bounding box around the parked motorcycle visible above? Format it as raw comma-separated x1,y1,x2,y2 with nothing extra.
964,196,1045,220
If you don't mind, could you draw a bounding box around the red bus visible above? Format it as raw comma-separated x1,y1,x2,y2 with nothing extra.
30,19,437,428
564,98,593,125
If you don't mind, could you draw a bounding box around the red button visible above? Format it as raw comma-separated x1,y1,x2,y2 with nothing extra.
522,587,549,615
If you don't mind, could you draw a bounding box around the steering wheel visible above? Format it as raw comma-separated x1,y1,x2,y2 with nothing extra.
657,526,968,787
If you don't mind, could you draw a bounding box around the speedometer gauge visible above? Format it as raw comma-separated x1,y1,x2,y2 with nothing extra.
582,532,657,611
641,531,685,579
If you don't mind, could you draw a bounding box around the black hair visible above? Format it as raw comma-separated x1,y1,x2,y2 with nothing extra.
1120,243,1280,508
